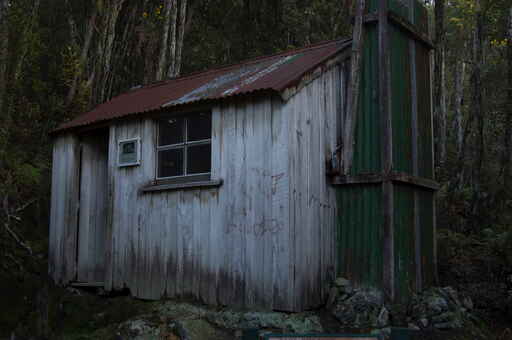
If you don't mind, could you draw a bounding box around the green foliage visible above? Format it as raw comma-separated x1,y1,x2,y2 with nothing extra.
182,0,352,73
438,229,507,283
438,0,511,234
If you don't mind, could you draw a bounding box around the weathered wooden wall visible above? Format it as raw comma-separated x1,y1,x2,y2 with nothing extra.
77,132,109,283
49,133,80,284
49,61,344,312
284,65,340,310
103,95,299,310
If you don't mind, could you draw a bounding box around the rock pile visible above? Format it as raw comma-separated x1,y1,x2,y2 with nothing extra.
327,277,475,336
327,277,390,336
117,301,323,340
101,279,477,339
407,286,474,330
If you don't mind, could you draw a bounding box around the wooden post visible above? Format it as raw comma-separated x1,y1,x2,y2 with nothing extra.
104,125,116,290
342,0,366,174
378,0,394,301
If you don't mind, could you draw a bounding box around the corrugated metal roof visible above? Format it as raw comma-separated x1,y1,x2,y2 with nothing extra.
56,38,351,132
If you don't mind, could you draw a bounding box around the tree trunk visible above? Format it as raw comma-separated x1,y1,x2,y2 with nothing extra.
173,0,188,77
65,0,79,45
101,0,126,102
66,1,98,105
167,0,179,78
13,0,41,82
503,6,512,189
471,0,484,223
0,0,6,28
156,0,174,81
93,0,125,105
114,3,140,88
434,0,446,166
454,58,465,157
184,0,198,35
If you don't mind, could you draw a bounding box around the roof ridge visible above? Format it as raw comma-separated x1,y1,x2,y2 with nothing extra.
138,38,351,90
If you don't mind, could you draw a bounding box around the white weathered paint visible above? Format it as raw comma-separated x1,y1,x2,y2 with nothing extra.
49,63,344,311
49,133,80,284
77,133,109,282
284,65,340,310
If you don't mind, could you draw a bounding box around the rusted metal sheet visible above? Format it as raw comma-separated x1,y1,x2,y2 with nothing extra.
55,39,351,132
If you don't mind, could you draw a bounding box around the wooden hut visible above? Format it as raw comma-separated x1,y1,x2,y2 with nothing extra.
49,0,437,312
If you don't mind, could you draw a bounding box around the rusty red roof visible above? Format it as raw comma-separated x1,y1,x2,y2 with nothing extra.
57,38,351,132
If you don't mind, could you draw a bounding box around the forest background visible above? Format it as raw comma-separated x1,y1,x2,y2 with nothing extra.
0,0,511,337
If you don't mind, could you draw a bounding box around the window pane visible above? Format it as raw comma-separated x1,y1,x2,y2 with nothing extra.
187,144,211,174
187,112,211,141
119,141,138,165
159,117,184,146
158,148,184,177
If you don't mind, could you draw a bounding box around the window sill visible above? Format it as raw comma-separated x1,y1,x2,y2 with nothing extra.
140,179,223,193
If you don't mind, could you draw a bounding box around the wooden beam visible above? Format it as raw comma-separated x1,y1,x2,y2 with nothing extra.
363,12,435,50
332,173,384,185
363,12,379,24
390,172,440,191
342,0,366,174
140,179,223,193
388,12,435,50
331,172,440,191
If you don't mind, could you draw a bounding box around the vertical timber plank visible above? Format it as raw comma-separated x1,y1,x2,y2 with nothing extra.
63,135,80,283
104,125,116,290
270,96,291,311
244,97,258,308
208,104,223,305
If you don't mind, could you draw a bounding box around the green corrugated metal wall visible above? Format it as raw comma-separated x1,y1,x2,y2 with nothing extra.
416,41,434,180
337,7,382,288
335,0,436,300
336,184,383,287
351,27,381,174
391,23,413,174
393,184,416,299
419,190,435,286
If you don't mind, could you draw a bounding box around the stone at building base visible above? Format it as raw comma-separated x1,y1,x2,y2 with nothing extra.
328,278,476,337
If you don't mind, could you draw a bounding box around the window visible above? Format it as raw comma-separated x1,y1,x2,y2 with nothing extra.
118,138,140,167
157,112,211,180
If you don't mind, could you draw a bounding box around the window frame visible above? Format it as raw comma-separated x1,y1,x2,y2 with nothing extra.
118,138,141,167
155,112,212,181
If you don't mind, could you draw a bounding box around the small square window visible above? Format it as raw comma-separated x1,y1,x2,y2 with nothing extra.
118,138,140,167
